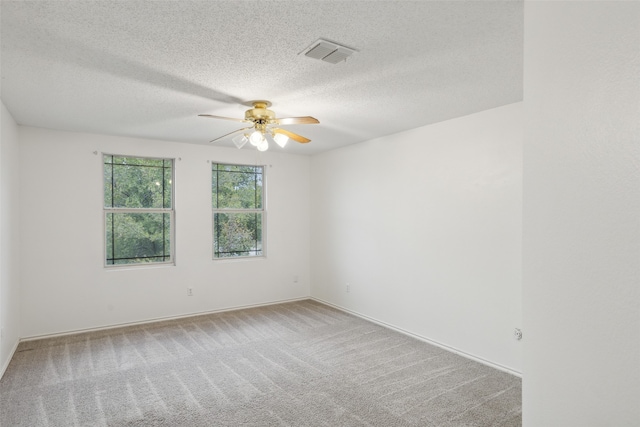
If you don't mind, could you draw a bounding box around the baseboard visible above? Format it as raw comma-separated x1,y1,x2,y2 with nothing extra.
20,296,309,342
0,338,20,380
311,297,522,378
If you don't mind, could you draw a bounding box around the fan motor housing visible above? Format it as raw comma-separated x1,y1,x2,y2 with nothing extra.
245,107,275,122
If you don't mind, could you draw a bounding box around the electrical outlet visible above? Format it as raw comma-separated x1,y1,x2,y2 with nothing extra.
187,287,193,296
346,283,350,293
293,275,299,283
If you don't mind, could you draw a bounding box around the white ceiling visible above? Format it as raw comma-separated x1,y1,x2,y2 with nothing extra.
0,1,523,155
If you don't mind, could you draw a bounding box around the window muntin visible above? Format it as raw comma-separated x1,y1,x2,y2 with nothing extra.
212,163,264,259
104,155,174,266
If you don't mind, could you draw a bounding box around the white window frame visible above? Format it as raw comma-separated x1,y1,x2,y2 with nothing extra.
211,162,266,260
103,154,175,268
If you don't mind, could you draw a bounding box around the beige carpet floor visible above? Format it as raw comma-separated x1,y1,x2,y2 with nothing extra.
0,299,521,426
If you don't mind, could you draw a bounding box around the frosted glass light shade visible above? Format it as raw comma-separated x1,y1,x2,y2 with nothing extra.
273,133,289,148
257,139,269,152
249,130,263,146
232,134,248,149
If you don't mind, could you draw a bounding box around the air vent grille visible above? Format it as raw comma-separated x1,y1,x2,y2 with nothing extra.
302,39,357,64
305,42,338,60
322,47,354,64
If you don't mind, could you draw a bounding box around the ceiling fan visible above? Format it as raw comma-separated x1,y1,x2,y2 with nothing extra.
199,100,319,151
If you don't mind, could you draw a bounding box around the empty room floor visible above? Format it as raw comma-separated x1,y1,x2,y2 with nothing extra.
0,300,521,426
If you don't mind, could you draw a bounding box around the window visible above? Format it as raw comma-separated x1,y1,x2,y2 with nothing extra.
104,155,174,266
212,163,264,259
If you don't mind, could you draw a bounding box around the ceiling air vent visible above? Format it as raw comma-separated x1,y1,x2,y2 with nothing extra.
301,39,357,64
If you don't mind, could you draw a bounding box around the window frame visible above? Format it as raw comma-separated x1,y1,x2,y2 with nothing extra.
103,153,176,268
211,161,266,260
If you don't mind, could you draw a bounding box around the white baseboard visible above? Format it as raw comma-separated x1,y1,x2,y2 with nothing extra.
20,296,309,342
311,297,522,378
0,338,20,380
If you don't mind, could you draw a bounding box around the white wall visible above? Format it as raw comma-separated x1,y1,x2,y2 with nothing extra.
310,103,523,373
19,127,310,337
0,100,21,374
523,2,640,426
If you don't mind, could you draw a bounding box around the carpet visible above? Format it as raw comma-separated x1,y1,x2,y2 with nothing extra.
0,299,521,426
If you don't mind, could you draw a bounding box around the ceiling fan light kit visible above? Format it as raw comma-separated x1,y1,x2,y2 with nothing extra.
232,134,248,149
199,100,318,151
249,130,264,146
273,133,289,148
257,138,269,152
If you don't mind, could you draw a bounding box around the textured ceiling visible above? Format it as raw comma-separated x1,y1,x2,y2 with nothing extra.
0,1,523,155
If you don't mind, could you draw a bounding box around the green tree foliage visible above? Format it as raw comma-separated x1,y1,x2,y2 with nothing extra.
212,164,263,258
214,213,262,257
105,156,172,209
212,164,262,209
104,155,173,265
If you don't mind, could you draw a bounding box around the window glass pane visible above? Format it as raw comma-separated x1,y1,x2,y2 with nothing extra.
163,160,172,209
104,158,113,207
106,212,113,260
114,164,163,208
163,213,171,253
212,168,218,209
104,155,172,209
213,212,262,258
106,212,172,265
212,163,262,209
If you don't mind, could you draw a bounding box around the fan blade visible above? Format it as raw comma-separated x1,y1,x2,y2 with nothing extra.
275,116,319,125
273,128,311,144
210,126,253,143
199,114,248,123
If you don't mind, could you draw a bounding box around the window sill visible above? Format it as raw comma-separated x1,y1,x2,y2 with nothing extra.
104,262,175,271
212,256,266,264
